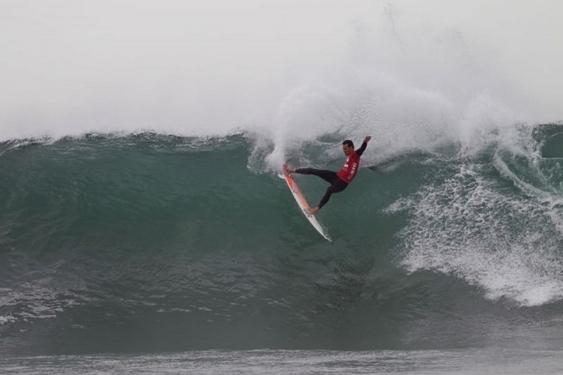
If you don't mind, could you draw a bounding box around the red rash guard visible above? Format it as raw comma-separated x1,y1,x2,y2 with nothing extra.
336,142,367,184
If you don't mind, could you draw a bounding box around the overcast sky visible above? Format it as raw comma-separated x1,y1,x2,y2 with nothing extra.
1,0,562,139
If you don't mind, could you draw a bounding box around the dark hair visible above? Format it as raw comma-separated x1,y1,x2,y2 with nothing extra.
342,140,354,148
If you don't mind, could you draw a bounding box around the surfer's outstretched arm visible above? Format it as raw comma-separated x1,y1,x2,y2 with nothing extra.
356,136,371,156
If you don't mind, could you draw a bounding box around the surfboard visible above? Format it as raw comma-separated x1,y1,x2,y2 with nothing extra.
281,164,332,241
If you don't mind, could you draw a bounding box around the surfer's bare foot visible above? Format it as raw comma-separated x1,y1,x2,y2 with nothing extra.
306,207,320,215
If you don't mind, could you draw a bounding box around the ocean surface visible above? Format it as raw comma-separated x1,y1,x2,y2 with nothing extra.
1,126,562,373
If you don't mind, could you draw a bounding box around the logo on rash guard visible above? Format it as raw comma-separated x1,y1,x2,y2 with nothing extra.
349,161,358,176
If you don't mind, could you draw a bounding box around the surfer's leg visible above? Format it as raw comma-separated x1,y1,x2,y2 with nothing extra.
317,182,347,209
318,185,337,209
295,168,337,184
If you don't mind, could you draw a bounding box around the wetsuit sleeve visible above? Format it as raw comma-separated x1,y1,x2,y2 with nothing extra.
356,141,368,156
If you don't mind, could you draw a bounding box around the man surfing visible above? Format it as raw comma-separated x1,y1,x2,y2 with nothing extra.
287,136,371,215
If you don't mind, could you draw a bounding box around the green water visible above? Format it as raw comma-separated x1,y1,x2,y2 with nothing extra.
0,129,562,356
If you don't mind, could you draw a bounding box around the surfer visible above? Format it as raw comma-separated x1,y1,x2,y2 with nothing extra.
288,136,371,215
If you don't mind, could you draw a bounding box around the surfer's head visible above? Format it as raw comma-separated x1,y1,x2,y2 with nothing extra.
342,140,354,156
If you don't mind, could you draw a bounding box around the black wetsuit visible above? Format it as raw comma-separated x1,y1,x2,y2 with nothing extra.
295,142,367,209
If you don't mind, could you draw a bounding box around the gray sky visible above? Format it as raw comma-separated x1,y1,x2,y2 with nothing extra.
1,0,562,139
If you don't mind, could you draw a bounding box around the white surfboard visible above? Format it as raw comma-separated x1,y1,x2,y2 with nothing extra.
281,164,332,242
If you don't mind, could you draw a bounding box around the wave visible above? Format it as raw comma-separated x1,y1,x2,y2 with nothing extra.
0,128,562,354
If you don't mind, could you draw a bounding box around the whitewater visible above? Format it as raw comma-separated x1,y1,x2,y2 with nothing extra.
1,1,563,373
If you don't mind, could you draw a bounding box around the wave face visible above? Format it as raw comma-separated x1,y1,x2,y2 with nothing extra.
1,127,563,355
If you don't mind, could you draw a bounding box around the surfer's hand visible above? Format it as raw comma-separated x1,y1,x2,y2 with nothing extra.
364,136,372,143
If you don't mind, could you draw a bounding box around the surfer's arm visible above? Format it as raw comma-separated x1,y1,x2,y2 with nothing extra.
356,136,371,156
